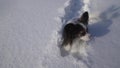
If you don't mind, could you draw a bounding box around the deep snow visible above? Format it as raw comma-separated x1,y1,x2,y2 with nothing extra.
0,0,120,68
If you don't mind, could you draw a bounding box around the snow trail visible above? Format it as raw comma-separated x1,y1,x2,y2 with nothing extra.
43,0,93,68
82,0,90,12
58,0,92,59
60,0,83,24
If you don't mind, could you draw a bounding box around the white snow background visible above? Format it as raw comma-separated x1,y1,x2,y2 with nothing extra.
0,0,120,68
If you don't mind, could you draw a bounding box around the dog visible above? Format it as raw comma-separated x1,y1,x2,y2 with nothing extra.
61,11,90,48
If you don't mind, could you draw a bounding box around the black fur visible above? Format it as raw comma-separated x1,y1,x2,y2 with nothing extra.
62,11,89,46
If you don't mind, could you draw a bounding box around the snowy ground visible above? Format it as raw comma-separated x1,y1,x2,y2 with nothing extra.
0,0,120,68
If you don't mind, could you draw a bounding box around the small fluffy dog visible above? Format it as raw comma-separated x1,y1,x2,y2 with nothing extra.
62,11,90,47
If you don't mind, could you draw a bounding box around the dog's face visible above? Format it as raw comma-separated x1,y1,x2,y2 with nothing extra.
79,28,86,36
76,24,90,41
80,33,90,41
75,24,86,36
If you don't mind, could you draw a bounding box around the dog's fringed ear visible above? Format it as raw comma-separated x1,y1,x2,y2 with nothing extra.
79,11,89,24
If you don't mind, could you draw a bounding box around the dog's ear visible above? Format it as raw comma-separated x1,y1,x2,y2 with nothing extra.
79,11,89,24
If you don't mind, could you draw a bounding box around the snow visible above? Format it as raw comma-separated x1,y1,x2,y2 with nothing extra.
88,0,120,68
0,0,120,68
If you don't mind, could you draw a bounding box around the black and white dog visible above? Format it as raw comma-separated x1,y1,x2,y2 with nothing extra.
61,11,90,48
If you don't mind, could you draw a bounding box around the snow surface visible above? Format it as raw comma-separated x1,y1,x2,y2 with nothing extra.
0,0,120,68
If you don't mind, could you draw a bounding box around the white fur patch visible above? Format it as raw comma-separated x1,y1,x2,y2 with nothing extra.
80,33,90,41
64,44,71,51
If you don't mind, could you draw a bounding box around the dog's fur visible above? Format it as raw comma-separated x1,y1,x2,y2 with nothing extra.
62,11,89,47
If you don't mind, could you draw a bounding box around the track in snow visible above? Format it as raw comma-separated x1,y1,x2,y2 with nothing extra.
42,0,93,68
59,0,93,67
